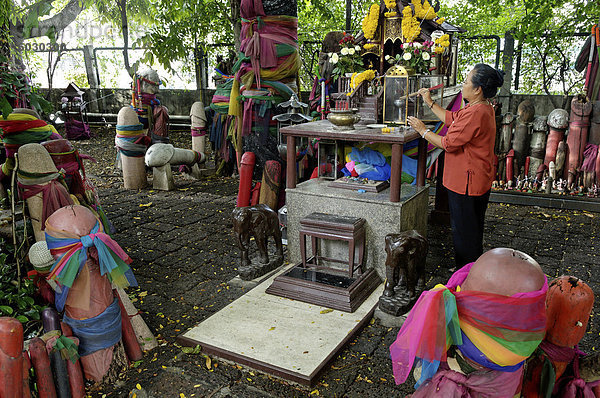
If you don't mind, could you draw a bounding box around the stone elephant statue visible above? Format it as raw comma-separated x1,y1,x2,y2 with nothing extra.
383,230,428,299
231,204,283,267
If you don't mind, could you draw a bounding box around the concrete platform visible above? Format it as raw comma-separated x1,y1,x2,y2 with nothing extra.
178,265,383,386
286,179,429,278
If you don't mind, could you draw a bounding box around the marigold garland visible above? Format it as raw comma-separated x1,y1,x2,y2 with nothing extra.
411,0,437,20
434,34,451,54
363,43,378,50
401,6,420,42
385,11,397,17
362,4,380,40
349,69,376,92
384,0,397,9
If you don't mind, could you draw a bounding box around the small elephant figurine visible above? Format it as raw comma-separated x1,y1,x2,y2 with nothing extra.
383,230,428,299
231,204,283,267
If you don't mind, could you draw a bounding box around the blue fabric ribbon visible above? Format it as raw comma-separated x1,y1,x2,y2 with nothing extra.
63,298,122,356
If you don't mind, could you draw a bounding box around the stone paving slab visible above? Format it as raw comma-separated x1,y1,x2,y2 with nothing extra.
179,264,383,386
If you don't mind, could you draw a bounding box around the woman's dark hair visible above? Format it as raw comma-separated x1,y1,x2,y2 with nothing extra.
471,64,505,99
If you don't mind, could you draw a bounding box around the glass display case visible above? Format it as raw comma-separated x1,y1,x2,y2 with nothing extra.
317,139,339,179
383,69,419,125
416,75,447,123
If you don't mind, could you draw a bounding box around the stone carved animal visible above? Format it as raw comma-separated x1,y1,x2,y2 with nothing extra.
231,204,283,267
383,230,428,299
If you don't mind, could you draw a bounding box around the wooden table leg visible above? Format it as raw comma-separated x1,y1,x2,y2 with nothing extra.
390,143,403,202
416,137,427,186
286,135,296,189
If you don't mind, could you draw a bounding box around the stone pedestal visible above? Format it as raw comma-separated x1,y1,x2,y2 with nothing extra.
286,179,428,279
152,165,175,191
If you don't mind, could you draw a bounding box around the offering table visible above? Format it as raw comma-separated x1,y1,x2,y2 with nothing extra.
282,120,428,202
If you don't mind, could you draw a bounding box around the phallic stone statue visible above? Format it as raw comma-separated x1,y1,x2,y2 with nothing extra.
378,230,428,316
231,204,284,280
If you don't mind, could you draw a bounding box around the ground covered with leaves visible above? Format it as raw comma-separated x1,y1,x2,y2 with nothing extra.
70,127,600,398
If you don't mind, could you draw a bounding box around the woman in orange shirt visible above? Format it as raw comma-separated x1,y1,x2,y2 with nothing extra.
408,64,504,268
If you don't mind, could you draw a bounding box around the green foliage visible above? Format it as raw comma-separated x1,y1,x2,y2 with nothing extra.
440,0,600,95
0,251,46,327
0,60,53,118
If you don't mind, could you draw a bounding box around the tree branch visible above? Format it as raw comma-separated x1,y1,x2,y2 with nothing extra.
28,0,85,38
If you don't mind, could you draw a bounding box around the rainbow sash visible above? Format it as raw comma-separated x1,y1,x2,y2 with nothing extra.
45,220,136,311
390,262,547,387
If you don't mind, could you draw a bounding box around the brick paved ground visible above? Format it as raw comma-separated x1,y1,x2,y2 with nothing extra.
76,130,600,397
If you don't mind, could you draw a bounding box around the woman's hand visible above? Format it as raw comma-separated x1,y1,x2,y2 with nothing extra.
407,116,426,135
417,88,433,107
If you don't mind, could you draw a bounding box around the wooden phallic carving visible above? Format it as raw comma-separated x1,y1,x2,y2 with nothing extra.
231,204,284,280
378,230,428,316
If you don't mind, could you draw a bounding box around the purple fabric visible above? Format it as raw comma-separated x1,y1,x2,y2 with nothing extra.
539,340,584,363
553,354,600,398
242,99,255,137
212,95,231,103
582,143,598,172
410,363,524,398
191,127,207,137
65,119,91,140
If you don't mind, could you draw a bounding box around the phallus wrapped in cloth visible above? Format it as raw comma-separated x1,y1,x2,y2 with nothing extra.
45,205,136,311
45,205,136,382
390,248,547,396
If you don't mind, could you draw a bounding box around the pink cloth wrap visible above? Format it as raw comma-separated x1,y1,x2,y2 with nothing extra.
582,143,598,172
410,363,524,398
191,126,207,137
18,180,73,229
239,0,298,87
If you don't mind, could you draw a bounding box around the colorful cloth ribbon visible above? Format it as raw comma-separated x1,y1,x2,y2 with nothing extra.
43,331,80,363
390,262,548,387
45,219,136,312
63,298,122,356
0,113,61,158
115,124,150,157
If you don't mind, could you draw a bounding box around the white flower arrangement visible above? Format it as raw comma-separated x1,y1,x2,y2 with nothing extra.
387,41,435,74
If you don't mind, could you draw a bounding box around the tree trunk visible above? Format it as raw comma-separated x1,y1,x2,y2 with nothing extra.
118,0,133,77
9,0,85,68
230,0,241,50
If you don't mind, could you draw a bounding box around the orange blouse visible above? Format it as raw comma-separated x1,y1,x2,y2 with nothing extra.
441,103,496,196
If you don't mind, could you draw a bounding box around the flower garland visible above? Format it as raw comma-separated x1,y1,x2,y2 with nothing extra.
383,0,397,16
401,6,421,42
362,4,380,40
384,0,397,9
364,43,378,50
348,69,376,94
411,0,437,20
434,34,450,54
